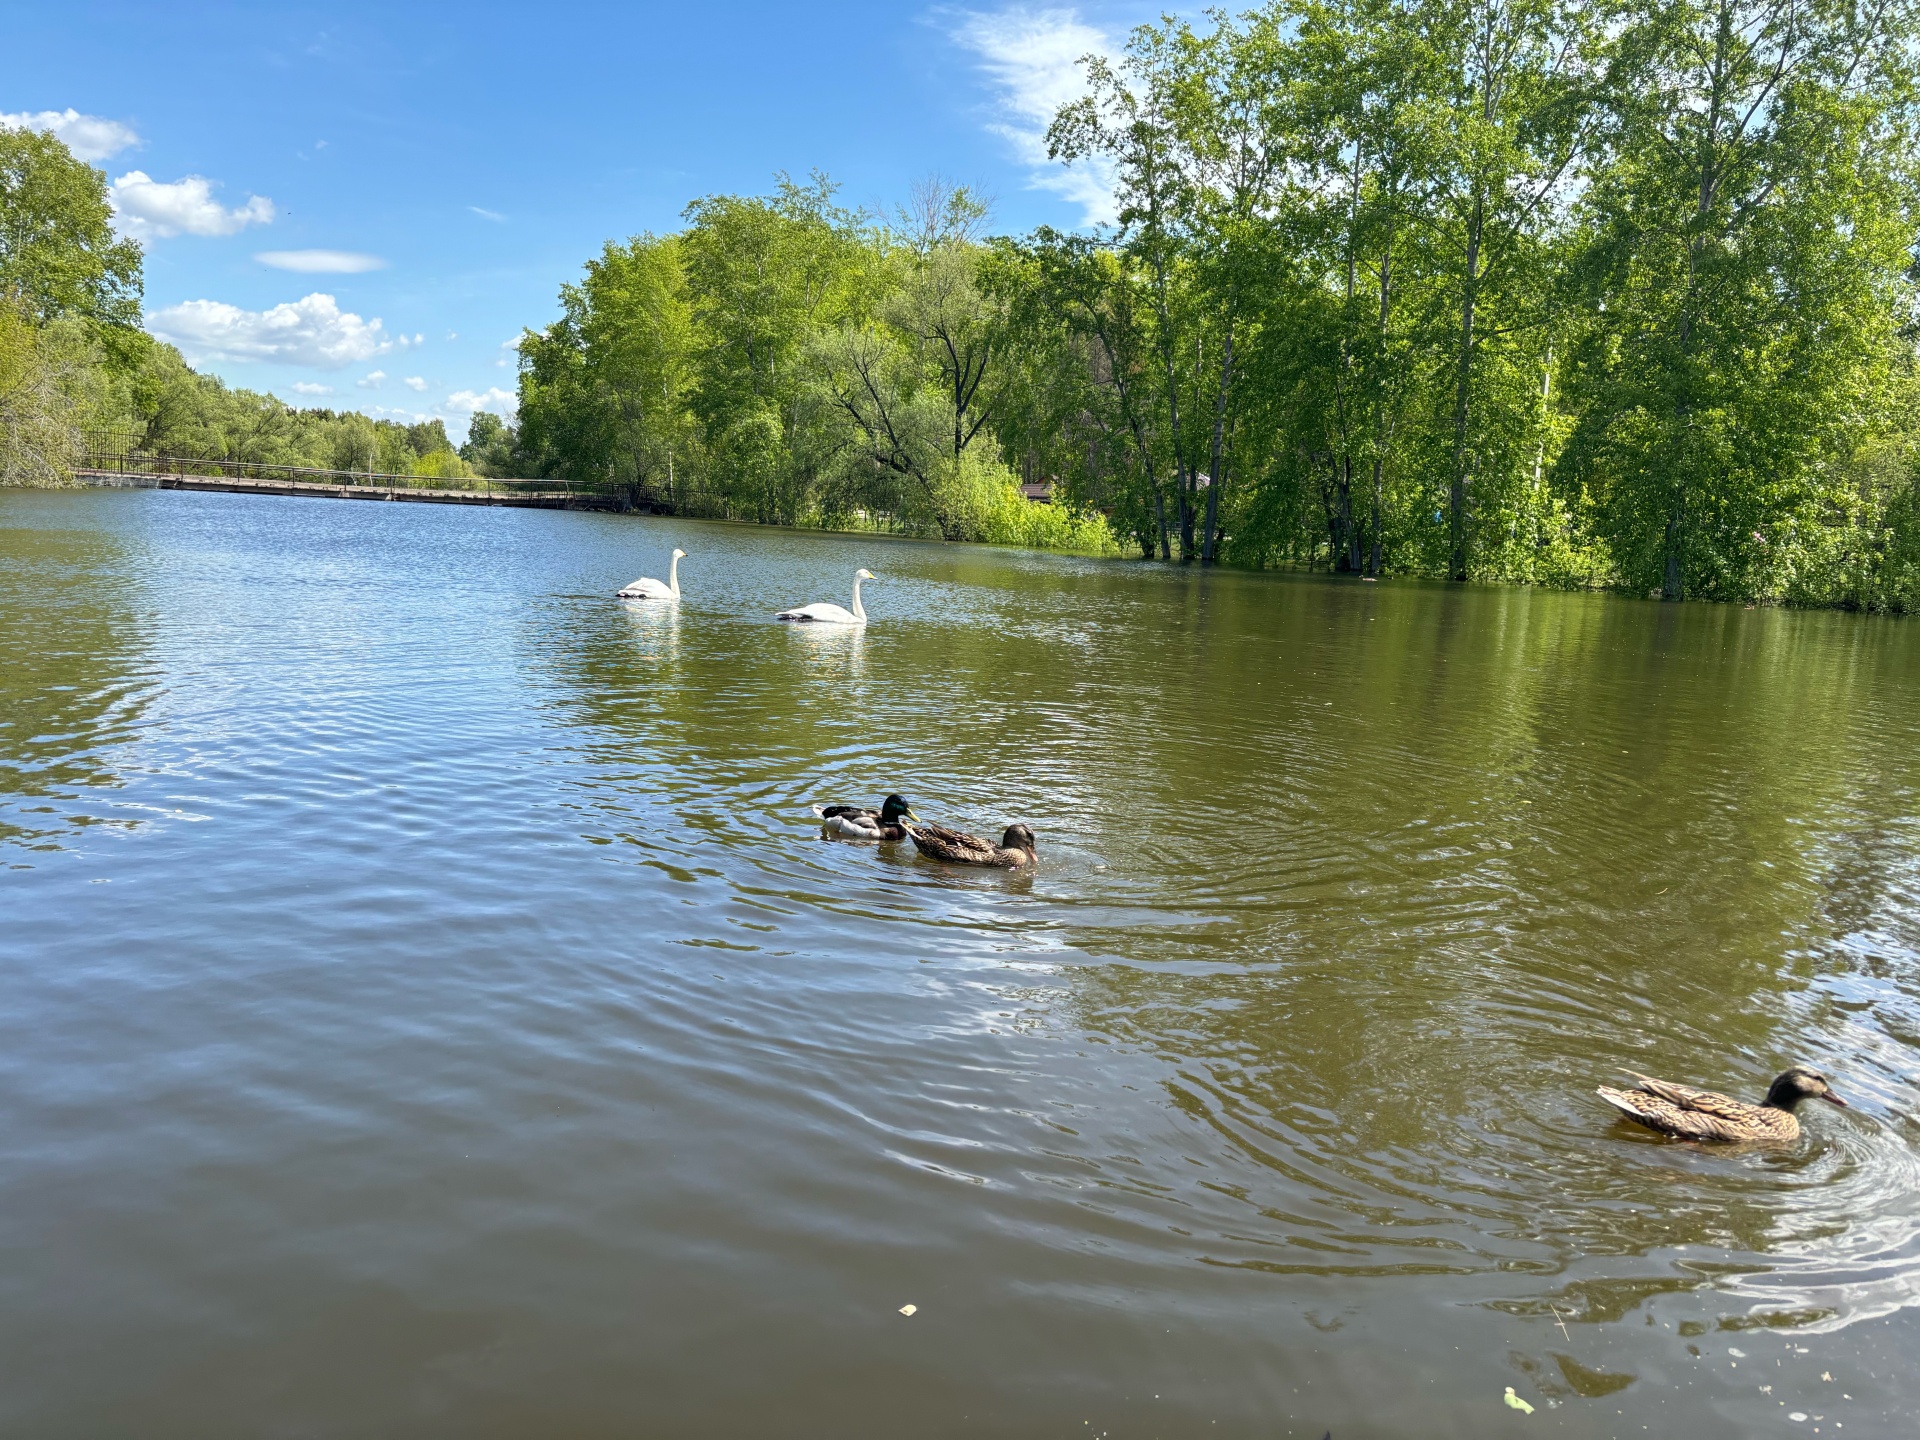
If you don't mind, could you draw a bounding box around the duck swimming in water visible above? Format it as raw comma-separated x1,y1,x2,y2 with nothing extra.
1596,1066,1847,1143
812,794,917,842
903,821,1037,869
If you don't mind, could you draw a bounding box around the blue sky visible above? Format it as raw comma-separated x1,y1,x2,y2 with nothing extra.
2,2,1160,440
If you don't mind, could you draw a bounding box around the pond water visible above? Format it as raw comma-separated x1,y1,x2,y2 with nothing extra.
4,486,1920,1438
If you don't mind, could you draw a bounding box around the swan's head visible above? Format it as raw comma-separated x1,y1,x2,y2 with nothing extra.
856,568,875,580
880,794,917,822
1002,824,1037,857
672,548,687,559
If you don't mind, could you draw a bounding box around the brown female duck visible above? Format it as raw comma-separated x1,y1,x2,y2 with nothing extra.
1597,1066,1847,1143
904,821,1037,869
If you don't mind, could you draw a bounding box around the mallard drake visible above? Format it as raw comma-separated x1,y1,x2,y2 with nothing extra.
903,821,1037,869
1596,1067,1847,1143
812,794,917,842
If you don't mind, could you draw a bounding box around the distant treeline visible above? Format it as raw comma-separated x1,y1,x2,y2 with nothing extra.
0,127,496,486
516,0,1920,606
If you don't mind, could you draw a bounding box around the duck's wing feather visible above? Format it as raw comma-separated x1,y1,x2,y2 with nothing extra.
813,804,879,820
1598,1086,1740,1141
907,822,996,864
1620,1071,1756,1120
1598,1083,1797,1142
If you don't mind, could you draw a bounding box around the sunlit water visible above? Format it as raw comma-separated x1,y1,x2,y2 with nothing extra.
4,487,1919,1438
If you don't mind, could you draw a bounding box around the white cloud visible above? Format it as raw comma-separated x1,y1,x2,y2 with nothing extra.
0,108,139,160
148,293,392,369
111,171,275,239
256,249,386,273
357,370,387,388
290,381,334,395
951,7,1118,226
446,386,517,418
403,375,427,392
469,206,505,222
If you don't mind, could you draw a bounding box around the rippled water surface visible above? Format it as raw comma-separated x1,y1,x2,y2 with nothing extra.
5,488,1920,1438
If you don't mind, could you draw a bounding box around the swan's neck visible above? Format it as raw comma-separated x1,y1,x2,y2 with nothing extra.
668,552,680,597
850,575,865,621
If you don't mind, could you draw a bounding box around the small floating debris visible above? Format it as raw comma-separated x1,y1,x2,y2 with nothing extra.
899,1304,917,1317
1503,1387,1535,1415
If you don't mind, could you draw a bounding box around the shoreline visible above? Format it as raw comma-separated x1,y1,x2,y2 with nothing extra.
38,476,1915,612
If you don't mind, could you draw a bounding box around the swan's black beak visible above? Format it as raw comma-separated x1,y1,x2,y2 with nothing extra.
1823,1093,1849,1107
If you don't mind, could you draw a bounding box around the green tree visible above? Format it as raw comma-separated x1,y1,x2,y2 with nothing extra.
459,410,519,476
1561,0,1920,600
1426,0,1605,580
0,297,81,485
0,128,142,330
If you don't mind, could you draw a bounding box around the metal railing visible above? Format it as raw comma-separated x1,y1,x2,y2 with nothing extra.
78,451,576,500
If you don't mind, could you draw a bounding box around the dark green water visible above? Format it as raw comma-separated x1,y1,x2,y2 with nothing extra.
4,486,1919,1438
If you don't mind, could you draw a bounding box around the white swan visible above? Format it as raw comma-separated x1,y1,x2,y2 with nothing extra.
776,568,873,625
618,548,686,601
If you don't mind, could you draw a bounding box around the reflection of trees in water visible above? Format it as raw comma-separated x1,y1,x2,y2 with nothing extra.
1038,581,1920,1321
0,513,153,854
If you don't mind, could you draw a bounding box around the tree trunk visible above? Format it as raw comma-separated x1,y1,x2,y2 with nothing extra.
1664,0,1732,601
1662,496,1685,600
1178,466,1195,561
1448,204,1481,583
1339,457,1360,572
1450,6,1503,585
1367,452,1385,577
1203,316,1235,566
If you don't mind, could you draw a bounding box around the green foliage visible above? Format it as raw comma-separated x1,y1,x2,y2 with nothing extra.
0,128,143,331
409,446,475,482
0,297,82,485
517,173,1111,551
1559,0,1919,601
963,452,1125,554
459,410,519,476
